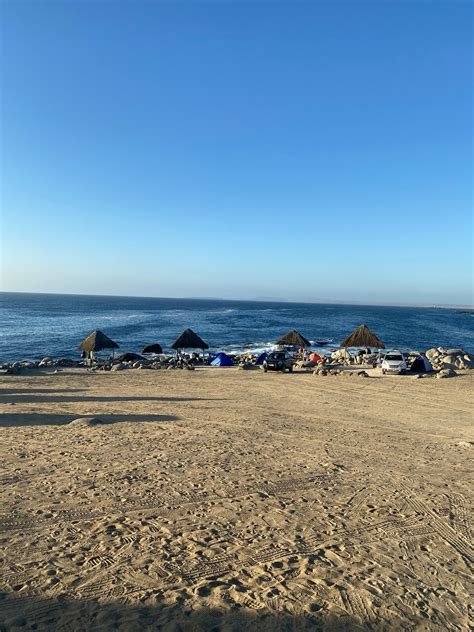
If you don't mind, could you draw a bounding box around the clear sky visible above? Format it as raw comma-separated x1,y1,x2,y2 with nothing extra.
1,1,472,305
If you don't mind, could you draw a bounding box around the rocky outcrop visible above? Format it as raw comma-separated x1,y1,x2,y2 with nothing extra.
425,347,474,371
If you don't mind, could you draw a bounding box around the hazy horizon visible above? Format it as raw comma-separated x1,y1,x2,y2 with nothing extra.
1,289,472,310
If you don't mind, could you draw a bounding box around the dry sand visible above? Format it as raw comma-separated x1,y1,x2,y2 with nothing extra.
0,367,472,631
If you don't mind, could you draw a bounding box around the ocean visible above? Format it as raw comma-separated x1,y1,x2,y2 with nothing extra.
0,292,472,361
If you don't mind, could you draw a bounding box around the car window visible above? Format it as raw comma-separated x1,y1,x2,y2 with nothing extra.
385,354,402,361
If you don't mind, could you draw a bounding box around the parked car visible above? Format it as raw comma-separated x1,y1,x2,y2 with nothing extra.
381,350,407,374
263,350,293,373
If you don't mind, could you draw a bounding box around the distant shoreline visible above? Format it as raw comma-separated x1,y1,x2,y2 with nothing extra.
1,290,472,311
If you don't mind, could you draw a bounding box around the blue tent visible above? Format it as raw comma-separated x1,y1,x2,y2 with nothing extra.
210,352,234,367
255,352,268,365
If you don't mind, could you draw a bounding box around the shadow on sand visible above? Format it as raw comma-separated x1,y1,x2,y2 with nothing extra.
0,413,180,427
0,592,373,631
0,388,88,395
0,395,227,404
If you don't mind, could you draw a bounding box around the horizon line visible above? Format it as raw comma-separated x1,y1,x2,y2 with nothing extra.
1,290,472,310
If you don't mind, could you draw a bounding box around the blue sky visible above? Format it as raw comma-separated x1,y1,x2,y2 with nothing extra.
1,1,472,305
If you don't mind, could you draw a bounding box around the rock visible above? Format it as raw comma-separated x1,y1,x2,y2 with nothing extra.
357,370,369,377
57,358,77,367
111,363,125,371
20,360,35,368
425,348,439,360
446,348,464,356
442,355,456,364
440,361,457,371
436,368,457,379
69,417,110,426
457,440,473,448
6,366,21,375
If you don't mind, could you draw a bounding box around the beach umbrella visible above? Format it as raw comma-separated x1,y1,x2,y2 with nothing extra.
142,343,163,354
171,329,209,351
79,330,119,353
276,330,311,348
340,324,385,349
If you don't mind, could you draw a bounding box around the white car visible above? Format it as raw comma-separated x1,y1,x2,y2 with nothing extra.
381,350,407,375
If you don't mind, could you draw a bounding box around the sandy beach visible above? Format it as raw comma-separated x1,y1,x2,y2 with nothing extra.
0,367,472,630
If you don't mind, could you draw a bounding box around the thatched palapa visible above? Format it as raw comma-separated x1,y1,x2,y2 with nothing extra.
171,329,209,350
142,344,163,354
276,330,311,348
79,330,119,353
340,324,385,349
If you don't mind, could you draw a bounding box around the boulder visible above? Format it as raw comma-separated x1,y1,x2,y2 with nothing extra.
6,366,21,375
436,368,457,379
20,360,35,368
313,368,327,376
111,363,125,371
442,354,457,364
446,348,464,356
425,348,439,361
357,370,369,378
440,361,457,371
69,417,110,426
57,358,77,367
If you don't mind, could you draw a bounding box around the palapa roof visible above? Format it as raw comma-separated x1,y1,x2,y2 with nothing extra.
171,329,209,350
142,343,163,354
340,324,385,349
276,330,311,348
79,330,119,353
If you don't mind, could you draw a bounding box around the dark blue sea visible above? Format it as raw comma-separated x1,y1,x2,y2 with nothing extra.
0,292,472,361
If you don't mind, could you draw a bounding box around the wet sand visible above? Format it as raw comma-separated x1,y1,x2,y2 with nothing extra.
0,367,472,631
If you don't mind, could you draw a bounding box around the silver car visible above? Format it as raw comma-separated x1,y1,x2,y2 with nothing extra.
382,350,408,375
